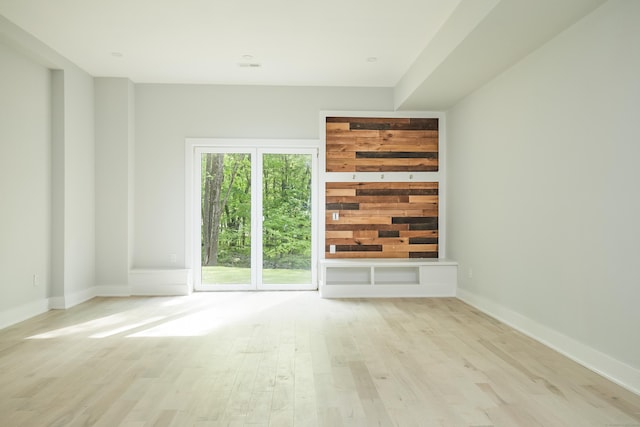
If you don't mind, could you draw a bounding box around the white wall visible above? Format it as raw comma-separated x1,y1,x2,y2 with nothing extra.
61,67,95,302
134,84,393,268
0,42,51,324
447,0,640,392
1,15,96,314
95,78,134,290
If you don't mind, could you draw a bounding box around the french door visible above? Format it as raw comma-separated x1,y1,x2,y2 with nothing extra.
194,145,317,291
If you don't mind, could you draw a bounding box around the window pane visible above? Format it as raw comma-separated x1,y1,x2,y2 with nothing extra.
262,154,312,285
201,153,252,285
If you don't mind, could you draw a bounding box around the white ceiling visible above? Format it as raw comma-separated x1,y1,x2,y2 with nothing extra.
0,0,608,109
0,0,462,87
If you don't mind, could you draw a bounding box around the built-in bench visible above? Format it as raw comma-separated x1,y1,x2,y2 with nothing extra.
128,269,192,295
319,258,457,298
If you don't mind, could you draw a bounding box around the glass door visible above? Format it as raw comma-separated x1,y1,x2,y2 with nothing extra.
258,151,315,290
194,145,317,291
196,149,255,290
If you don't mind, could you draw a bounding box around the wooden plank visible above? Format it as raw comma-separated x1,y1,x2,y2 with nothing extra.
408,195,439,203
325,238,409,246
358,202,437,210
326,231,353,239
355,165,439,172
327,117,404,124
335,205,435,213
327,142,438,151
325,224,409,231
392,217,438,225
327,181,438,188
405,117,439,130
355,137,439,148
330,118,439,131
326,196,410,203
325,144,351,153
325,163,355,172
328,134,438,143
350,122,391,130
327,182,438,190
399,230,438,238
324,251,407,259
325,238,360,246
326,152,356,160
379,130,438,139
329,245,382,252
325,116,352,122
325,188,356,197
326,129,379,138
383,244,438,252
325,216,391,225
409,252,438,258
409,237,439,244
325,203,359,210
356,188,438,196
350,119,436,131
378,230,399,238
325,138,360,147
337,209,435,217
352,230,378,238
354,158,439,167
356,152,438,159
325,135,359,143
349,187,432,198
328,117,411,125
325,122,350,131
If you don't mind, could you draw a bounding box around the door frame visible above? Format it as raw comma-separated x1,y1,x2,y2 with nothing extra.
185,138,319,292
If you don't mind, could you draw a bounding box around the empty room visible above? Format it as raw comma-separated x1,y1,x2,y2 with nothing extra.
1,0,639,426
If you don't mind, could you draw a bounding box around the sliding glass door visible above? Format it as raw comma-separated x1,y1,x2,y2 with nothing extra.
260,152,314,288
194,146,316,291
199,149,254,290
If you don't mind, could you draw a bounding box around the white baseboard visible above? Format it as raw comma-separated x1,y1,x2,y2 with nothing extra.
95,285,131,297
129,269,192,296
48,296,65,310
131,284,190,296
456,288,640,396
0,298,50,330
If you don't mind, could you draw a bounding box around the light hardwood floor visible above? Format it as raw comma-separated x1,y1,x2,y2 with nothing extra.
0,292,638,426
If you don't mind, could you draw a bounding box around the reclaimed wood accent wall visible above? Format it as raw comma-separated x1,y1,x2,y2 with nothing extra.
325,182,439,258
324,116,440,259
325,117,438,172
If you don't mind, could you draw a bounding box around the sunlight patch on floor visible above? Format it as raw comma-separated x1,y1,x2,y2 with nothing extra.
26,312,133,339
24,292,310,340
127,292,301,337
89,316,167,338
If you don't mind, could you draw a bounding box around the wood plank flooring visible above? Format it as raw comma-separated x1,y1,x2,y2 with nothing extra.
0,293,638,426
